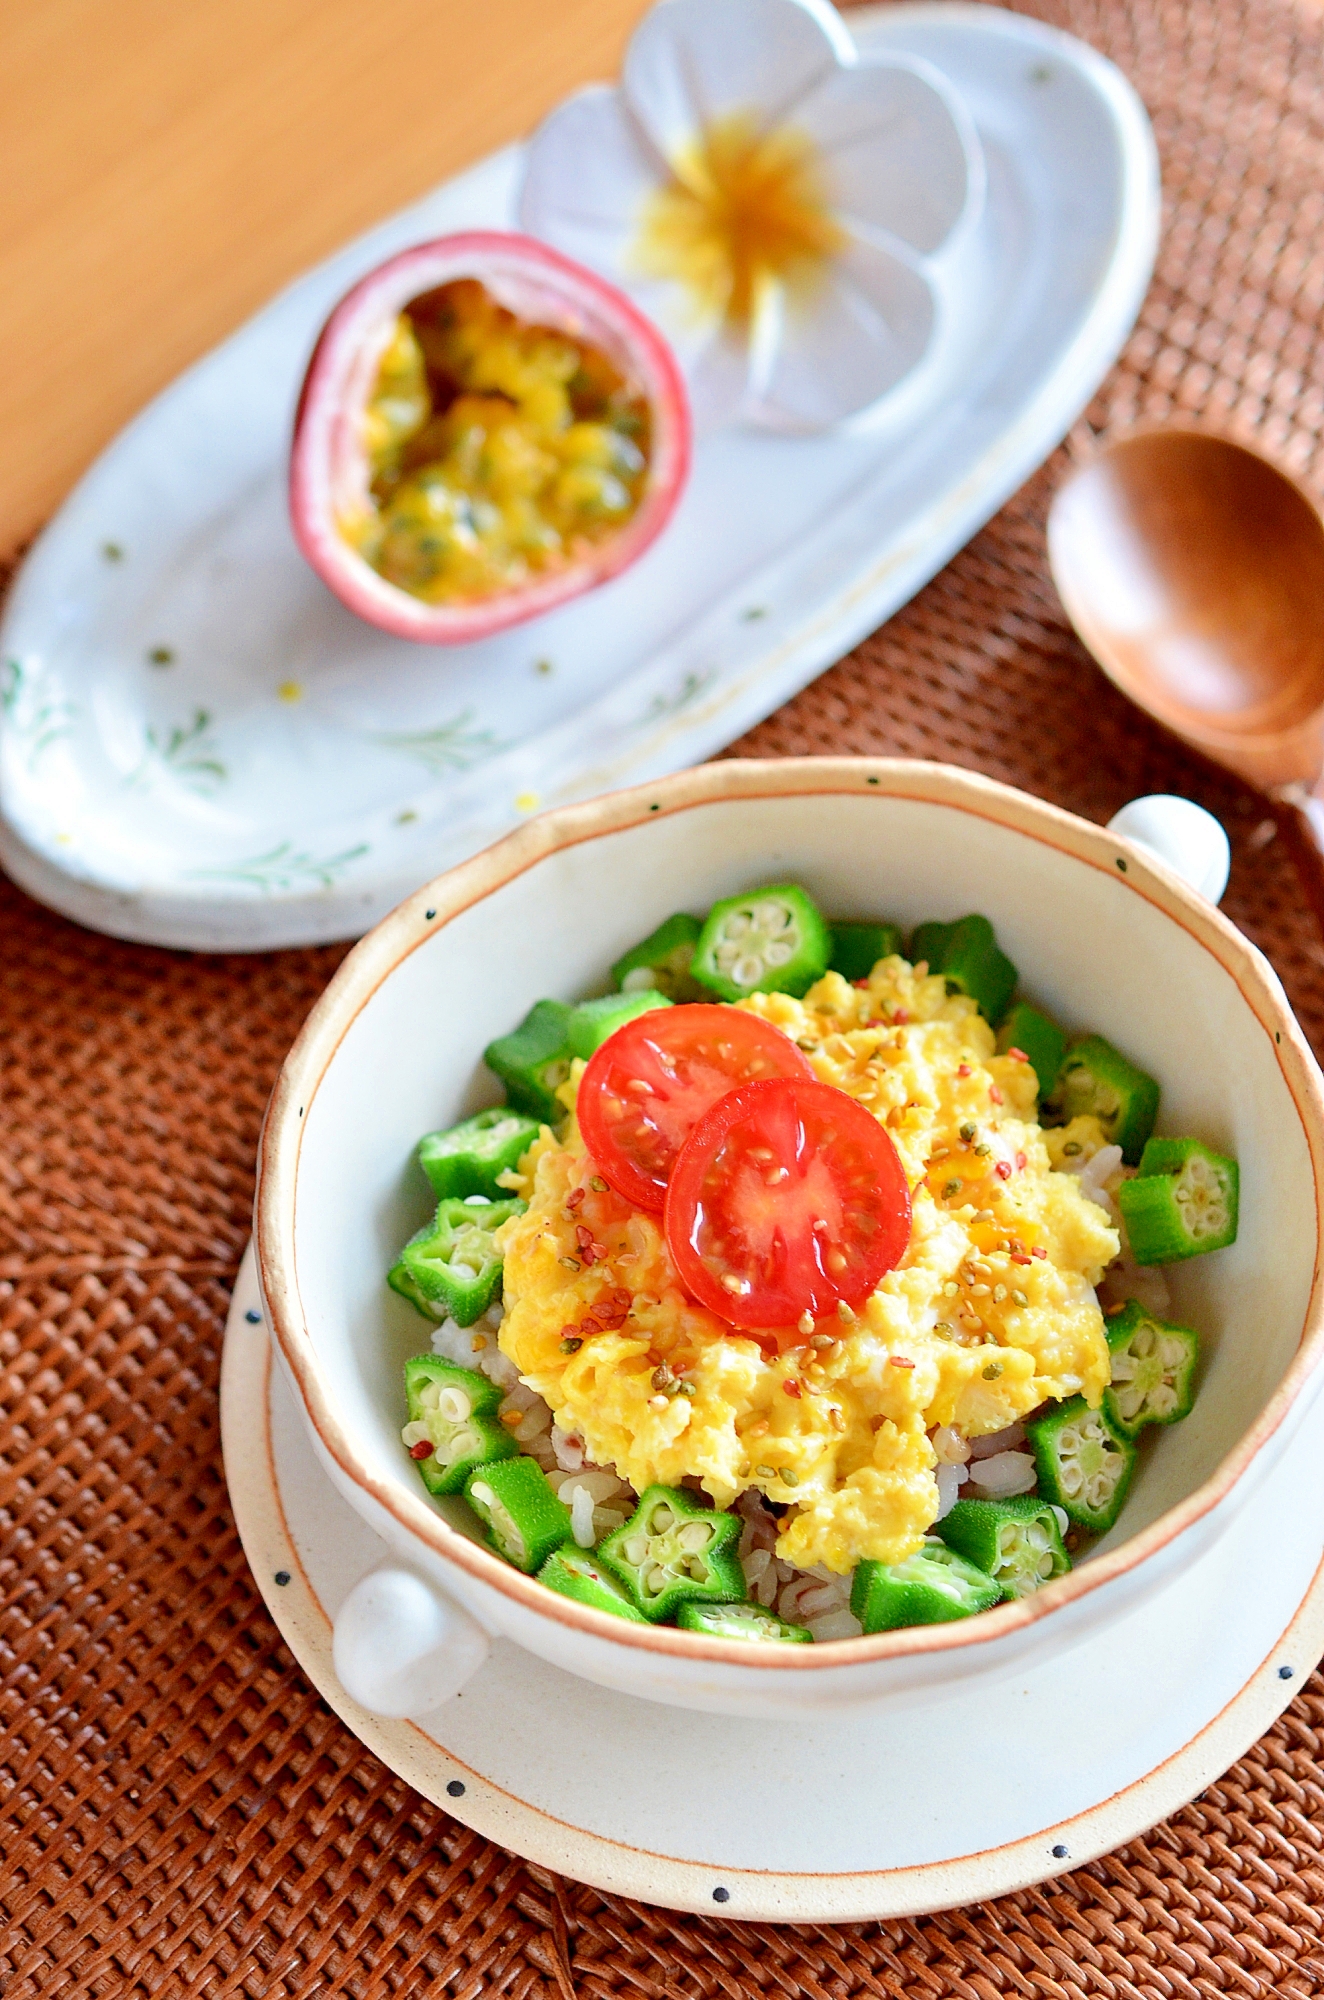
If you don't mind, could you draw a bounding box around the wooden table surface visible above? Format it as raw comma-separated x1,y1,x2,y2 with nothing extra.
0,0,650,560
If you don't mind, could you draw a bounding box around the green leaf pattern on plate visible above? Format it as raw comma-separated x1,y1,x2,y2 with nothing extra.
128,707,227,794
369,708,505,775
1,657,78,769
186,840,371,893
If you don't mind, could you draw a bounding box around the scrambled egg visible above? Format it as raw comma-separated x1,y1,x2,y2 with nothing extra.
496,958,1118,1574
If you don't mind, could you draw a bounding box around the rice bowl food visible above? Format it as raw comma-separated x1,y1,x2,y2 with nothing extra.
389,883,1238,1644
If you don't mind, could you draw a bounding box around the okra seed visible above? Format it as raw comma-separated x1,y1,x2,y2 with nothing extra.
755,1463,777,1479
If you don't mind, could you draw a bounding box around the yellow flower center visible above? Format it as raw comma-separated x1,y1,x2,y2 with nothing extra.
635,111,845,331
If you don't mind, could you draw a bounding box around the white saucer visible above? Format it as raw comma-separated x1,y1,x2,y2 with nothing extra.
0,5,1158,951
221,1245,1324,1920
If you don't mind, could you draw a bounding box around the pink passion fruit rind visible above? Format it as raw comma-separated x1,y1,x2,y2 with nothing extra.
288,231,692,645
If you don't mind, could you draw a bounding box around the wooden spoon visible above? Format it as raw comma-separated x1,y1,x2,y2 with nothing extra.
1047,429,1324,831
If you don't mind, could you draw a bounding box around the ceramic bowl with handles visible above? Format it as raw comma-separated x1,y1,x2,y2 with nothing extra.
254,759,1324,1721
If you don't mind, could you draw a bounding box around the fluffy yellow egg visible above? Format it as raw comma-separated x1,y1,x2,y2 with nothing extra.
496,956,1117,1573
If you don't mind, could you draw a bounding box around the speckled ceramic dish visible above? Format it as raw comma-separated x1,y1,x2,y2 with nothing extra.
253,758,1324,1724
223,1243,1324,1917
0,6,1157,950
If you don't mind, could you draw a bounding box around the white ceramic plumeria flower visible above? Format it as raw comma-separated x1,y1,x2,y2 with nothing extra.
519,0,983,432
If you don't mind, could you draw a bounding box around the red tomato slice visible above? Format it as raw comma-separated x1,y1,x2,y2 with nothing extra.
577,1004,813,1211
664,1077,912,1330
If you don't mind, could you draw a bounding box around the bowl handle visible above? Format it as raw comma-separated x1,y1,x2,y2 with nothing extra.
332,1562,490,1719
1107,795,1231,903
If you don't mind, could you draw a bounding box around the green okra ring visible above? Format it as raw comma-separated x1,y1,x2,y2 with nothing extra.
1025,1397,1137,1534
690,885,830,1003
1117,1136,1238,1263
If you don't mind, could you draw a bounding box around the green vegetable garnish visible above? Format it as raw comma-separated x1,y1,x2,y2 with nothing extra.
996,1000,1067,1099
1104,1299,1199,1436
909,914,1018,1024
611,911,705,1000
1043,1034,1160,1165
537,1545,648,1620
827,920,903,985
465,1456,573,1573
1025,1397,1137,1534
565,989,672,1059
389,1194,525,1327
484,998,574,1122
1117,1136,1239,1263
417,1106,541,1200
690,884,830,1003
676,1601,812,1642
936,1495,1071,1598
851,1537,1002,1632
402,1354,515,1495
598,1484,745,1621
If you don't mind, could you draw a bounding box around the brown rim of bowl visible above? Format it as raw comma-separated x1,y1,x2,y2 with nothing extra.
255,756,1324,1672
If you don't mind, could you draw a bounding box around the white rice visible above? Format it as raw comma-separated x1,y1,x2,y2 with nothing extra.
966,1449,1037,1497
935,1462,965,1518
967,1419,1026,1460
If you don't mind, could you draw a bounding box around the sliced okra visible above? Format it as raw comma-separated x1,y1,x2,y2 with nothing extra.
565,988,672,1059
936,1495,1071,1598
611,911,705,1001
851,1537,1003,1632
484,998,574,1123
1042,1034,1159,1164
401,1354,515,1496
676,1601,812,1643
827,920,903,985
690,885,830,1003
996,1001,1067,1099
417,1106,541,1201
1104,1299,1199,1436
909,914,1018,1024
397,1194,525,1327
598,1484,745,1620
465,1456,573,1573
1117,1136,1238,1263
537,1545,648,1621
1025,1397,1137,1534
388,1254,445,1320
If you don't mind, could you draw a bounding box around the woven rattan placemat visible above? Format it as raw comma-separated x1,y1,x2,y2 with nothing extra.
8,0,1324,1989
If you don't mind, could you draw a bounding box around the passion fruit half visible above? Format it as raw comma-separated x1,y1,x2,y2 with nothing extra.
289,230,691,644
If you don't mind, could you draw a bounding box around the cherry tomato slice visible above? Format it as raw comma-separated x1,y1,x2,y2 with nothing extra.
577,1004,813,1211
664,1077,912,1330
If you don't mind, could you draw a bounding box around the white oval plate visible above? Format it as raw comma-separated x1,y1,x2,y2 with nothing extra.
0,5,1158,951
222,1247,1324,1921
